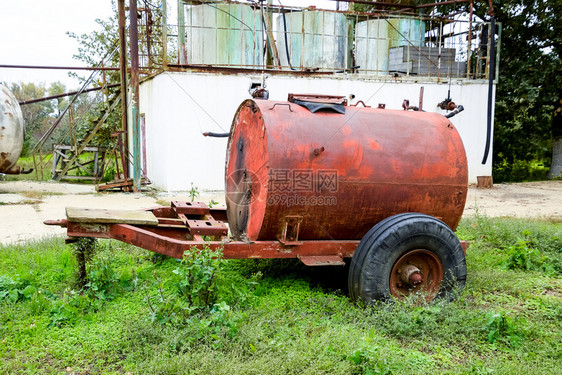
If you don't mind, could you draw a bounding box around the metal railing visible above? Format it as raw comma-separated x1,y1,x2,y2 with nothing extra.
143,1,500,81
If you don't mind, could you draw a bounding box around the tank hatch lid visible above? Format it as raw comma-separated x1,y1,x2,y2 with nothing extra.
288,93,347,114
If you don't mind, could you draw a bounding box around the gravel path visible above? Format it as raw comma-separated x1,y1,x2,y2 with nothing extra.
1,180,560,246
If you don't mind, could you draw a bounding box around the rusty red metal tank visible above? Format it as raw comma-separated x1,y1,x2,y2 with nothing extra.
225,96,468,242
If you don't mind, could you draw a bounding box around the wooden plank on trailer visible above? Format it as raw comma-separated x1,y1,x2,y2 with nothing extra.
66,207,158,226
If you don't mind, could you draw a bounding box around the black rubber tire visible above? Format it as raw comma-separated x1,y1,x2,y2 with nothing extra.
348,213,466,304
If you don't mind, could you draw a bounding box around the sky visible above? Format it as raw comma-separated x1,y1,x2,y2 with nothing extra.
0,0,339,92
0,0,115,90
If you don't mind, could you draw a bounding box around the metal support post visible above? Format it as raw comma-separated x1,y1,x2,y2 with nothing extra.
129,0,141,191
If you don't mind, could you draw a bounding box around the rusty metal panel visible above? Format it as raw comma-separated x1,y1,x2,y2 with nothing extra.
299,255,345,266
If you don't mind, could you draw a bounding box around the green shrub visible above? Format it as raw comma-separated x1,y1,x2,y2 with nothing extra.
85,257,120,301
502,240,555,274
0,275,36,303
146,245,225,325
493,158,550,182
484,311,525,347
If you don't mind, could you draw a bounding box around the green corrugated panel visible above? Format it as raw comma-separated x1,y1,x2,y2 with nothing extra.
388,18,425,48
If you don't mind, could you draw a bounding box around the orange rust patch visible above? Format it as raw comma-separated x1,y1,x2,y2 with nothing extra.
369,139,382,150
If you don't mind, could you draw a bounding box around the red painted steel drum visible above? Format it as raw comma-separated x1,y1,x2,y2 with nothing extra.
225,99,468,241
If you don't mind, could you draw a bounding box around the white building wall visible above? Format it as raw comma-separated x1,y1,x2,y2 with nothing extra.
138,71,494,191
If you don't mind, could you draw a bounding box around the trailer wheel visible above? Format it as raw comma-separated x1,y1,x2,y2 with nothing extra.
348,213,466,304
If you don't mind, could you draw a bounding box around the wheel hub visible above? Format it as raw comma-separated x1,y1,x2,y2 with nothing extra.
400,264,423,285
390,249,444,301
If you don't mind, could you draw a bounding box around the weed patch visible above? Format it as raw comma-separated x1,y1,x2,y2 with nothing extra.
1,217,561,374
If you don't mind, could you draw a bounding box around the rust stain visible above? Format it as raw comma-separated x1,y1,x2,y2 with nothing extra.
1,152,13,171
350,141,364,170
369,139,382,150
341,125,352,136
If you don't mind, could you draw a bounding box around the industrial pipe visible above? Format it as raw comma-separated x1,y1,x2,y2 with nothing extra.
0,64,119,71
129,0,141,192
281,7,297,71
481,17,495,165
18,84,120,106
444,105,464,118
203,132,229,138
324,0,471,10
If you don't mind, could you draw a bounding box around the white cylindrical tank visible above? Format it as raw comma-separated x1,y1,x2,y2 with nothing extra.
0,83,25,174
276,10,347,71
388,18,426,48
355,19,389,75
184,3,264,68
354,18,426,76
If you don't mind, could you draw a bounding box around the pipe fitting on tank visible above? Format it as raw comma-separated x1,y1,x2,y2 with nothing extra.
402,99,419,111
203,132,229,138
444,105,465,119
313,146,325,156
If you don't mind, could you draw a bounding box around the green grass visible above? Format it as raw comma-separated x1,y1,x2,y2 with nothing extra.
0,216,560,374
6,155,116,183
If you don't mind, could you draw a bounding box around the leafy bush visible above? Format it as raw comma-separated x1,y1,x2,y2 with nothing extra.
174,246,222,310
48,291,98,327
493,158,550,183
146,245,225,325
0,275,37,303
458,215,561,275
502,240,556,274
85,257,119,301
484,311,525,347
71,237,121,300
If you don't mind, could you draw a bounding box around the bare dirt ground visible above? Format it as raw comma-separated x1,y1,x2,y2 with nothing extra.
1,180,561,246
464,180,562,220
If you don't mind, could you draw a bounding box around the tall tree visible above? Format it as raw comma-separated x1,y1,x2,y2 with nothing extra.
470,0,561,180
352,0,562,180
10,82,54,156
47,81,69,117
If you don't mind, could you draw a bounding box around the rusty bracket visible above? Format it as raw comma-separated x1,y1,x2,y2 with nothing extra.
171,201,210,215
177,213,228,237
279,215,303,245
402,99,419,111
299,255,345,266
350,100,370,108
